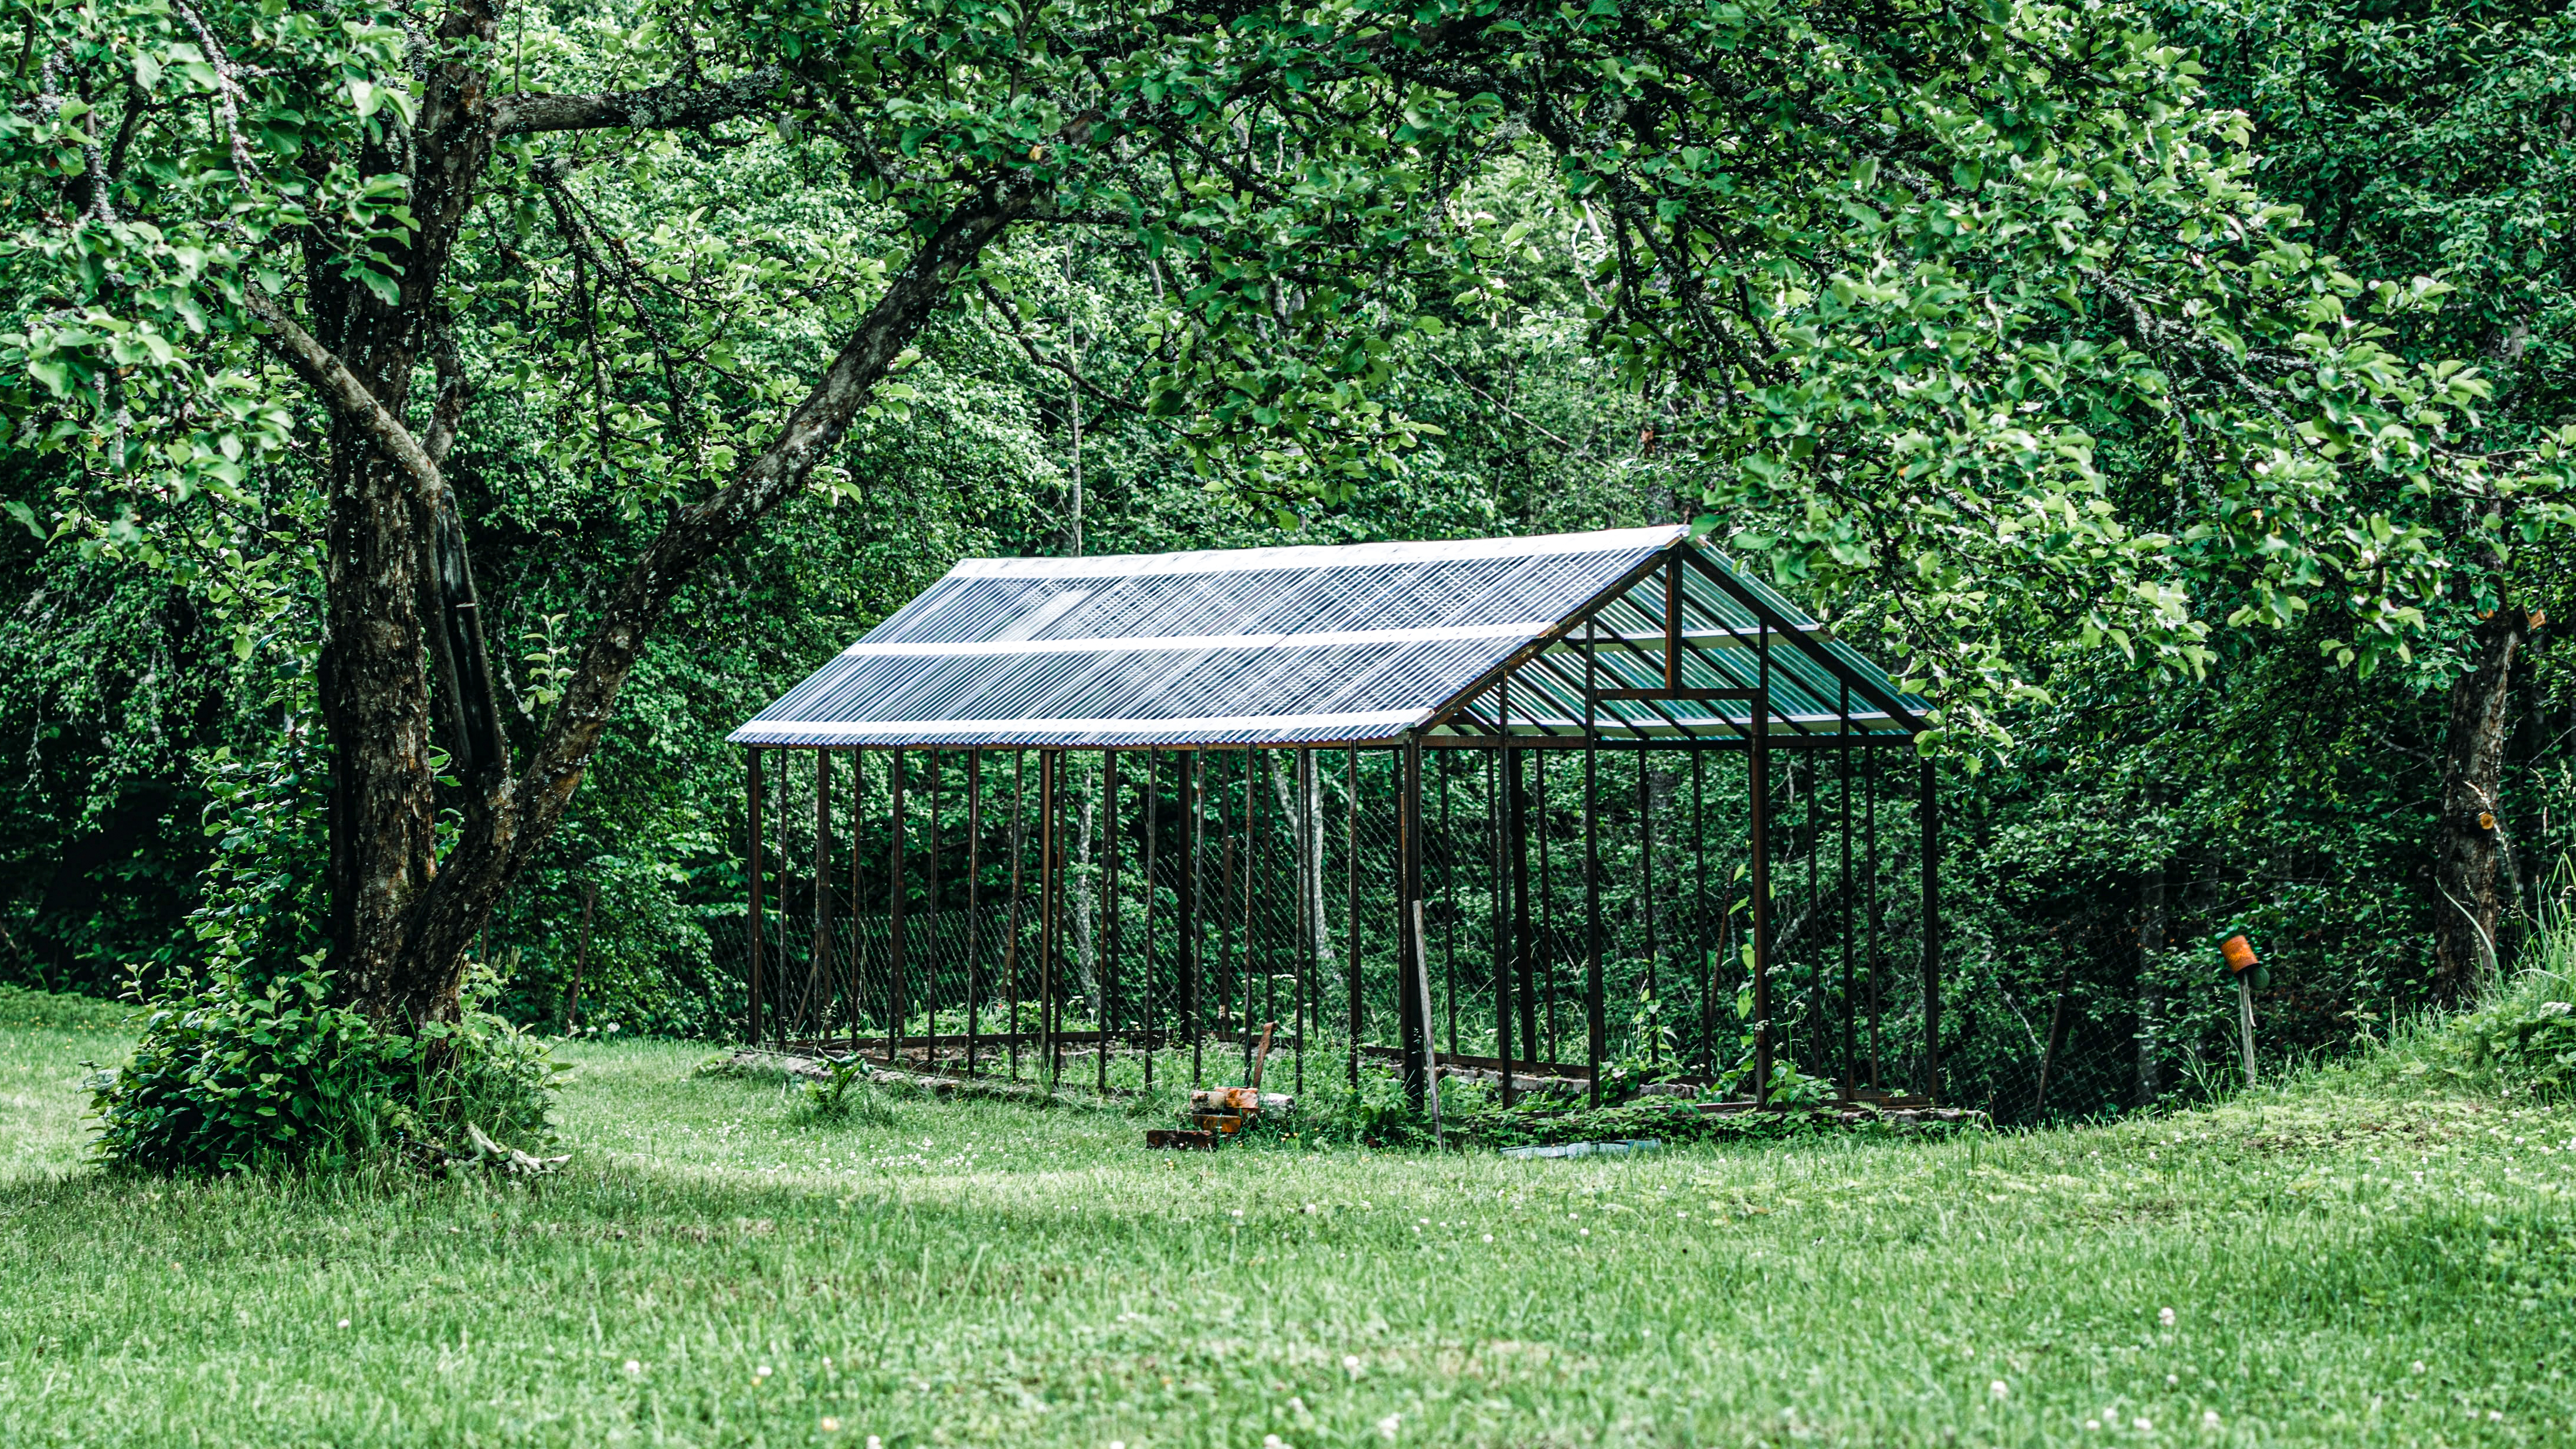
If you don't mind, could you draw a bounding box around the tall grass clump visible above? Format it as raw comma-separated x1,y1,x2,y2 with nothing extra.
2398,887,2576,1101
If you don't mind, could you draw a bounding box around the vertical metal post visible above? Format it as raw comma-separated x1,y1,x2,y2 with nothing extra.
1295,748,1311,1097
1039,748,1060,1088
1345,744,1361,1089
1693,749,1709,1073
1584,617,1604,1107
747,748,765,1047
1491,727,1514,1107
813,751,833,1046
888,748,907,1067
1866,744,1881,1091
925,750,941,1057
1102,750,1119,1097
1640,747,1655,1060
966,749,982,1076
866,742,875,1047
1186,751,1204,1087
1004,750,1026,1080
1920,756,1941,1103
1142,749,1159,1092
1439,749,1458,1058
1839,683,1855,1098
1750,636,1774,1104
1244,749,1260,1079
1538,749,1556,1065
849,750,864,1053
1218,807,1237,1063
1508,722,1538,1075
1399,735,1429,1109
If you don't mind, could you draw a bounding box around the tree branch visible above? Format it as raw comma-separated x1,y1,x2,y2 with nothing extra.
510,178,1039,839
494,67,785,137
240,286,443,500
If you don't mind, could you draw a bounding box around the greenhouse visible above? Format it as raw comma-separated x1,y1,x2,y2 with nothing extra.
729,525,1946,1107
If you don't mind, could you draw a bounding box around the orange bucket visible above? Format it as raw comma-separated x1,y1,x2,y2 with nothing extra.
2221,934,2259,975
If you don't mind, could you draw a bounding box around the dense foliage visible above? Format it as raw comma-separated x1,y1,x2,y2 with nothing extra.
2,0,2572,1141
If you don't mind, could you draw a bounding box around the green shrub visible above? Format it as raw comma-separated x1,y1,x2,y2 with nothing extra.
2399,908,2576,1102
88,956,557,1175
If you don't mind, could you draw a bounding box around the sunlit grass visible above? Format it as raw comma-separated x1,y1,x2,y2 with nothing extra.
1,996,2570,1447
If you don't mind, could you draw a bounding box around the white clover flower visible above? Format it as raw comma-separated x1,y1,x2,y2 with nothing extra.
1343,1355,1363,1377
1377,1412,1401,1440
2133,1417,2154,1433
819,1419,839,1434
624,1359,642,1375
2159,1307,2177,1328
1990,1380,2010,1400
2202,1411,2221,1430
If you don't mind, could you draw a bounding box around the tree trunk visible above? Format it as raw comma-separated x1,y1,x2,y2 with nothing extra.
2431,606,2532,1002
241,9,1034,1031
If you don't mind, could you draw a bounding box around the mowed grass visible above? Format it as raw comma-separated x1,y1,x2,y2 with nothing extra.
2,996,2572,1447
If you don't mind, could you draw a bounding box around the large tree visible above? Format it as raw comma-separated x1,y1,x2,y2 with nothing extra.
5,0,2561,1036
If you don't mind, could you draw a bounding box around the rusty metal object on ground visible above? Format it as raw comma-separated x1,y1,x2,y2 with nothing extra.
1145,1129,1216,1150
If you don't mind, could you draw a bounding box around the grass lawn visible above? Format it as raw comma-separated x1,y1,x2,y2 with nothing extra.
2,989,2572,1447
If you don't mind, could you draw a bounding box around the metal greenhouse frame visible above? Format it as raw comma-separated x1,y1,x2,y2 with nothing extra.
729,525,1945,1107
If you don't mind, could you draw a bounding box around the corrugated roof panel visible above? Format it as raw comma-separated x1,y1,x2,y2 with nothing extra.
731,527,1927,749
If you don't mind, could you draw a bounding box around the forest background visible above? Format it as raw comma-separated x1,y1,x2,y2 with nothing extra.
5,0,2574,1125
